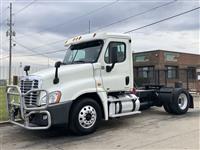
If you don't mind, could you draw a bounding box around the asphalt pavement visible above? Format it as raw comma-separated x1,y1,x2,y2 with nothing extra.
0,96,199,150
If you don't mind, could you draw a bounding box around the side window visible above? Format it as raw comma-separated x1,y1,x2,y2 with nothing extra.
105,42,126,64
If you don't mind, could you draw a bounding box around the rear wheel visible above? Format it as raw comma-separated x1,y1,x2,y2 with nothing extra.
163,90,190,115
163,103,173,114
69,98,102,135
172,92,190,115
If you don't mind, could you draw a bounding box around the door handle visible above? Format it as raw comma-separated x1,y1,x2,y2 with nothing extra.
125,76,130,85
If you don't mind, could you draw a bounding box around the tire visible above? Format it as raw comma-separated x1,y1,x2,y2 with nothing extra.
163,103,174,114
166,89,190,115
171,90,190,115
69,98,102,135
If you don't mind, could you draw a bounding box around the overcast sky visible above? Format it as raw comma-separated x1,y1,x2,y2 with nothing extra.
0,0,199,67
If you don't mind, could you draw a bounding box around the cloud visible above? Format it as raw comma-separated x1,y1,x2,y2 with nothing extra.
0,0,199,67
131,30,200,54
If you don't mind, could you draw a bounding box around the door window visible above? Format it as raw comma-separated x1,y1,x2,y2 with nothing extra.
105,42,126,64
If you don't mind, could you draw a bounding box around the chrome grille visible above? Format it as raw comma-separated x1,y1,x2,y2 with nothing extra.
20,79,39,107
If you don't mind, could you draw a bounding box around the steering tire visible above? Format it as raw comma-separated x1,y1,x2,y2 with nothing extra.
69,98,102,135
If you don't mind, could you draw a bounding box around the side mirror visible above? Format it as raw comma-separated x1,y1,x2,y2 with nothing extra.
24,65,30,76
53,61,62,84
106,47,118,72
55,61,62,68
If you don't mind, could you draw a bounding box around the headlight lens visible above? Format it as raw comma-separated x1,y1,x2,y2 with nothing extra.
41,91,61,105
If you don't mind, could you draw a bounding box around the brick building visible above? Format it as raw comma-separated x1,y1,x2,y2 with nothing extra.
133,50,200,92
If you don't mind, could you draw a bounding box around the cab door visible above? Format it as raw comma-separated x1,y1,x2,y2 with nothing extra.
100,39,132,92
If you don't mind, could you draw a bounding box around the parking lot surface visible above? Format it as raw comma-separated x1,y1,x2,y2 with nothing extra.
0,96,199,150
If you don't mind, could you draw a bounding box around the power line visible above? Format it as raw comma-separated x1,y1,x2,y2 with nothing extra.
95,0,177,31
21,39,65,51
8,1,198,58
124,7,200,33
16,0,119,40
16,7,200,58
37,0,119,33
13,0,177,51
14,30,87,55
7,0,119,58
13,0,37,15
13,40,56,60
14,49,66,58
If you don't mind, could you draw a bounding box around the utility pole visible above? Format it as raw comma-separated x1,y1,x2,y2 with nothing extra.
7,3,13,84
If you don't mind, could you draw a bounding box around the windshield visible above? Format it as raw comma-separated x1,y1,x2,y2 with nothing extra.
63,40,103,64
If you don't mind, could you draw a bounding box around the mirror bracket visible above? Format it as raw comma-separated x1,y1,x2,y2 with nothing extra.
106,63,115,72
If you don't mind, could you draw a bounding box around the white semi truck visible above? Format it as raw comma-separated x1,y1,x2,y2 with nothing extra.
7,32,194,135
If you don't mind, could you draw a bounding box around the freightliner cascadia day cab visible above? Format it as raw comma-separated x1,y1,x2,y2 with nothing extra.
7,32,194,135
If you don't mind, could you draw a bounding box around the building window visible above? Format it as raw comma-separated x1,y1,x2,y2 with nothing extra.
105,42,126,64
166,66,178,79
164,52,179,62
188,67,196,79
134,54,149,62
137,66,154,78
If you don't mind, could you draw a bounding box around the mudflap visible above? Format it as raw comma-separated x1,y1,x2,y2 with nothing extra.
189,93,194,108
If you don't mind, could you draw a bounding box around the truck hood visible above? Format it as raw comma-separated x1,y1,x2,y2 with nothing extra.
30,63,96,102
32,63,93,80
32,63,95,94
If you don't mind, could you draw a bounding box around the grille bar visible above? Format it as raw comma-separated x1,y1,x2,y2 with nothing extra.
20,78,39,107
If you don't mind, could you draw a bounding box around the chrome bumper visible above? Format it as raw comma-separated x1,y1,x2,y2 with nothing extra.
6,85,51,130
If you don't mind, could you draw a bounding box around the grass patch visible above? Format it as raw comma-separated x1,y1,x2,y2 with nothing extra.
0,86,8,121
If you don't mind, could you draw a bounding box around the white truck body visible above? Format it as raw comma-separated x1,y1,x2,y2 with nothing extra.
6,32,193,135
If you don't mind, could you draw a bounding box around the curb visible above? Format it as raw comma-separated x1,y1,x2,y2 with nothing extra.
0,120,11,127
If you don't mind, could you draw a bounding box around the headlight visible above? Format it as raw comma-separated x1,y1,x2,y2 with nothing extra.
41,91,61,105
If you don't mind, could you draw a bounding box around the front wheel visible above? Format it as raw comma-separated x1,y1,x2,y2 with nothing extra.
69,98,102,135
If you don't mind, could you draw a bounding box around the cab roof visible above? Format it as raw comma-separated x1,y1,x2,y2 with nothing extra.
64,32,131,46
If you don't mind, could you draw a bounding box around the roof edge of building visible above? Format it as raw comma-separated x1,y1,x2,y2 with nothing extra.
133,49,200,56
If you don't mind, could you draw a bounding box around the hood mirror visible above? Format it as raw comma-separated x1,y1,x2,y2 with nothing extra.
55,61,62,68
53,61,62,84
24,65,30,76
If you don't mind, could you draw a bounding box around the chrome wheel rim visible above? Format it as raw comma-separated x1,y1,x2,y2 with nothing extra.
78,105,97,129
178,93,188,110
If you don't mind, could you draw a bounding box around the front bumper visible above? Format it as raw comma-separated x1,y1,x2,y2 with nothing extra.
6,85,72,130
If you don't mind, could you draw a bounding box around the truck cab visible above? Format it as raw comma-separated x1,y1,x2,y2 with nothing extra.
7,32,193,135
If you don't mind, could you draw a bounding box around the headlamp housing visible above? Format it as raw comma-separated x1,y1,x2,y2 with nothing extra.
41,91,61,105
